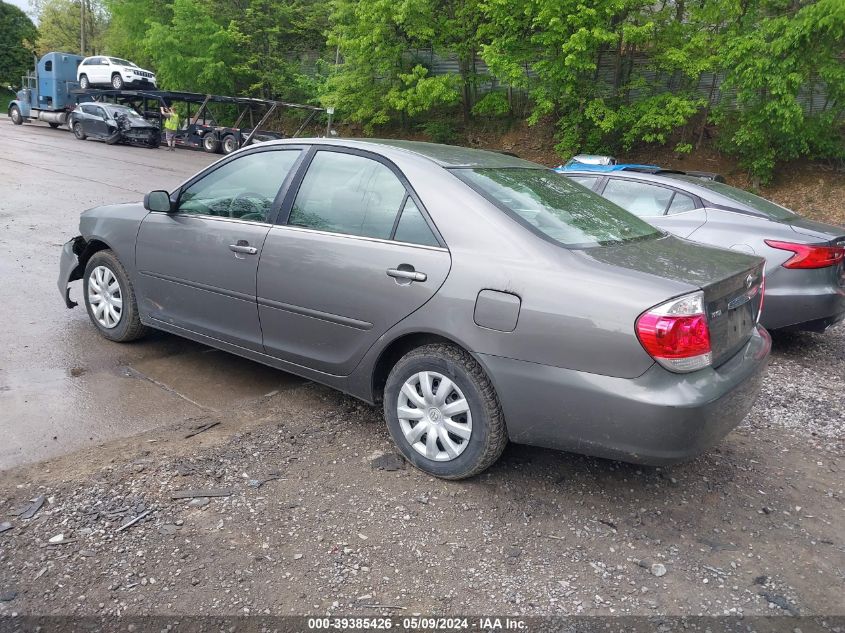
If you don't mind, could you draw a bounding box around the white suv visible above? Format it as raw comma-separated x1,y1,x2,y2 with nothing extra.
77,56,158,90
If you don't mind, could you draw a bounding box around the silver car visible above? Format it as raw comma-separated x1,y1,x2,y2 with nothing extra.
59,139,770,478
562,169,845,332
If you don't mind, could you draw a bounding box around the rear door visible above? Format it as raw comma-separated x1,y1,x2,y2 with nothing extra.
135,147,305,351
599,178,707,237
257,147,451,375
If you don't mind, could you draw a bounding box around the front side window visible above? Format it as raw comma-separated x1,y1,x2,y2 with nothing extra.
176,150,301,222
454,168,660,248
289,151,407,240
602,179,674,217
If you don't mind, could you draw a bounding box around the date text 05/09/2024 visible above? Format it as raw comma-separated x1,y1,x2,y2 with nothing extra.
306,617,527,630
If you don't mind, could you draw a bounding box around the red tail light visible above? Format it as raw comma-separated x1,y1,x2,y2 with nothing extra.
764,240,845,269
636,291,712,373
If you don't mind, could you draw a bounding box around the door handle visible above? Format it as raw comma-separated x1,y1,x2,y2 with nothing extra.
387,268,427,282
229,242,258,255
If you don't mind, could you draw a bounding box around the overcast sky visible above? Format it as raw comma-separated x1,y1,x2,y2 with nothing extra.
7,0,35,18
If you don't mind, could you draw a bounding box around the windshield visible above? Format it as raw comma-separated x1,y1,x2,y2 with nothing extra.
677,178,797,221
454,168,662,248
109,57,137,67
108,106,144,120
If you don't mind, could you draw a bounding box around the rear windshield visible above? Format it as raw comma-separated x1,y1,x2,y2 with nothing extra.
680,178,797,220
454,168,662,248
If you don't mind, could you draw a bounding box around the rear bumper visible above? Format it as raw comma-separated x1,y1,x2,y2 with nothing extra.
477,326,771,465
762,285,845,332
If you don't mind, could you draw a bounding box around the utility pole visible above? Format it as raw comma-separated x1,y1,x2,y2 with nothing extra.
80,0,86,55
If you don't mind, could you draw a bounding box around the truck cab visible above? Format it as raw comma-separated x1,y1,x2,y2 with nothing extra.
9,52,84,127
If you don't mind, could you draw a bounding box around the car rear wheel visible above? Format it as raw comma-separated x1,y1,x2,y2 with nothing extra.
111,74,124,89
383,344,508,479
221,134,238,154
72,122,87,140
79,75,90,89
83,250,148,343
9,105,23,125
203,134,220,153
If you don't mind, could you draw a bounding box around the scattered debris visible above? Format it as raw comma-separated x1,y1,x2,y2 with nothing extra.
171,488,233,499
753,575,769,586
188,498,210,508
760,592,800,616
48,534,65,544
370,453,405,471
359,605,406,610
0,522,12,534
18,495,46,520
116,509,151,532
184,421,221,439
635,559,667,577
0,591,17,602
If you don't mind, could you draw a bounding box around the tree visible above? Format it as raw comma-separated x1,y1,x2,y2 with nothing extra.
322,0,460,130
0,1,38,88
33,0,108,55
143,0,241,93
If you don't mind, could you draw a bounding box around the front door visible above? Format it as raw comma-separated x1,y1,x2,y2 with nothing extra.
85,104,109,138
257,148,451,375
135,148,304,351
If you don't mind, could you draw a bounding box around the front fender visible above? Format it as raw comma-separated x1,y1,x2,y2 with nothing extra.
58,236,87,308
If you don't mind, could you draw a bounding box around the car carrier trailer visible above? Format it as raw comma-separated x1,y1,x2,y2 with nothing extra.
9,52,328,154
69,89,326,154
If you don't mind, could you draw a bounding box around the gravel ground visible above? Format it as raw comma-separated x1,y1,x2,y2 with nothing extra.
0,325,843,619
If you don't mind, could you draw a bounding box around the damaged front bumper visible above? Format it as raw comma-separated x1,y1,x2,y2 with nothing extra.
58,236,86,308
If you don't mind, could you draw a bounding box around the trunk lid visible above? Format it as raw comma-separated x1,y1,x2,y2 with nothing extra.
786,216,845,242
585,234,765,367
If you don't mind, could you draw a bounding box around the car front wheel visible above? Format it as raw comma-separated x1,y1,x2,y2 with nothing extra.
384,344,508,479
83,250,148,342
111,74,124,89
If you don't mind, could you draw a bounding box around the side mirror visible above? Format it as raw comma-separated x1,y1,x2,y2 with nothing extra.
144,190,173,213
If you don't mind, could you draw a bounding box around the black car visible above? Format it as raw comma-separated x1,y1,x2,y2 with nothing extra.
70,103,161,148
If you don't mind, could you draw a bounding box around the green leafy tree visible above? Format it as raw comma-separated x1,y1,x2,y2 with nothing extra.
33,0,108,55
143,0,241,93
0,1,38,88
322,0,460,130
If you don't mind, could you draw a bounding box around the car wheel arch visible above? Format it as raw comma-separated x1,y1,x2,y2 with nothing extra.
368,331,476,405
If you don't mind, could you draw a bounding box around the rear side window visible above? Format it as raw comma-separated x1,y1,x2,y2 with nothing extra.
289,151,407,240
603,179,673,217
394,198,439,247
455,168,661,248
566,175,599,189
667,192,697,214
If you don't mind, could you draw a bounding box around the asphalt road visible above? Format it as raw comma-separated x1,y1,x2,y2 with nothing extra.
0,119,302,470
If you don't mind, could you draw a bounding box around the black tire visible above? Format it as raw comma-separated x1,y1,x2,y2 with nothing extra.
73,121,87,140
111,73,124,90
221,134,238,154
9,105,23,125
82,250,149,343
202,134,219,153
383,343,508,479
48,122,61,128
79,74,90,89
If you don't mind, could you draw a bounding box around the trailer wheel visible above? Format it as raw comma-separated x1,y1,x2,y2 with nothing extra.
79,75,90,89
111,74,124,90
73,122,87,140
203,134,220,153
9,105,23,125
48,122,61,129
221,134,238,155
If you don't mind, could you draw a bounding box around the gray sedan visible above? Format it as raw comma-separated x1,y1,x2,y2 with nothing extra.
59,139,770,478
562,169,845,332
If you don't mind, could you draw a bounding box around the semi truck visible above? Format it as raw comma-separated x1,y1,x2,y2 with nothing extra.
8,52,84,128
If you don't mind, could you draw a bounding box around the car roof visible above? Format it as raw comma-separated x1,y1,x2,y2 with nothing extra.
265,138,542,169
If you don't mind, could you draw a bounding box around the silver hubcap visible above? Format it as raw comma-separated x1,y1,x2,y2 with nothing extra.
397,371,472,462
87,266,123,329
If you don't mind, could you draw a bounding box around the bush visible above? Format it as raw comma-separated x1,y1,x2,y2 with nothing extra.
418,120,459,144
